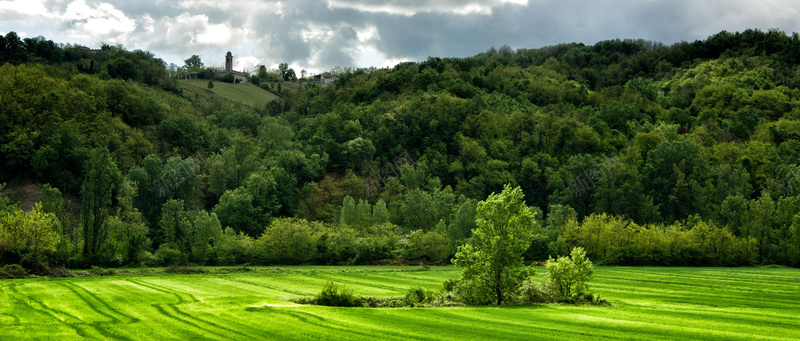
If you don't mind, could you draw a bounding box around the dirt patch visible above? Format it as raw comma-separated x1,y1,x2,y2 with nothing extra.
0,176,81,212
1,178,43,211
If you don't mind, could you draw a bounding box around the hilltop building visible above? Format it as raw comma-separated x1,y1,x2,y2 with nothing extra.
212,51,248,83
312,72,338,84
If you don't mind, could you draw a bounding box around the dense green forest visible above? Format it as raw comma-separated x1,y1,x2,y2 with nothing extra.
1,29,799,272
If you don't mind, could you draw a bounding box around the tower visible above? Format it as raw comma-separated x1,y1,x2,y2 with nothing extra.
225,51,233,72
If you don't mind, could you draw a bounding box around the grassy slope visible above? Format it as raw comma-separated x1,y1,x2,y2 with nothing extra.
1,266,798,340
181,80,280,107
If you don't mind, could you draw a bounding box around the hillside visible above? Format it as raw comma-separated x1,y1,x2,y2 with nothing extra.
181,79,281,107
0,28,799,270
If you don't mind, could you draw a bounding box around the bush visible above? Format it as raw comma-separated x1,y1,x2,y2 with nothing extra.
544,247,594,300
403,286,428,307
313,281,363,307
517,279,553,303
47,267,73,277
256,218,318,265
154,244,184,266
0,264,28,278
452,279,494,306
165,265,206,274
441,278,458,292
399,230,451,262
217,228,254,265
90,266,115,276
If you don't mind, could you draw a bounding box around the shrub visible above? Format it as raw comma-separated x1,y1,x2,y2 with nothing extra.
441,278,458,292
452,279,494,306
313,281,363,307
256,218,319,265
0,264,28,278
517,279,554,303
400,230,451,262
217,228,254,265
544,247,594,299
403,286,428,307
154,244,183,266
165,265,206,274
47,267,73,277
90,266,115,276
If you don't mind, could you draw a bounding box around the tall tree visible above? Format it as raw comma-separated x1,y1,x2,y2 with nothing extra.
81,148,121,262
109,179,149,264
453,185,537,305
184,54,204,71
159,199,191,250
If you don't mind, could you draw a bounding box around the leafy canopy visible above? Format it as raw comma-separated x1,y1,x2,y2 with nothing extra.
453,184,537,305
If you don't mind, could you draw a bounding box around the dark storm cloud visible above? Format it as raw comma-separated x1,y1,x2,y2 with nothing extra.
2,0,800,73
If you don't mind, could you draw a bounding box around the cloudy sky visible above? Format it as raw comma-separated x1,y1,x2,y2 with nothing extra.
1,0,799,74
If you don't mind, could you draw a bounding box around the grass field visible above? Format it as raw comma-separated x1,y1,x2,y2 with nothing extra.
181,80,280,107
1,266,798,340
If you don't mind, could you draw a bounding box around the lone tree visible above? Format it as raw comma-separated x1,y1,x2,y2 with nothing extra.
453,184,537,305
184,54,204,71
278,63,297,81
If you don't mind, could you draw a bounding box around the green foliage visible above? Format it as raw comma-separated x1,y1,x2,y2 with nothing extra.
563,213,758,266
256,218,320,265
545,247,594,299
164,265,207,274
216,227,254,265
5,29,800,268
107,179,150,265
453,185,537,305
154,244,184,266
0,264,28,278
311,281,363,307
189,211,223,263
0,203,59,269
212,188,260,237
107,57,138,80
397,230,450,262
159,199,191,250
184,55,204,70
89,265,116,276
157,115,210,156
81,148,121,264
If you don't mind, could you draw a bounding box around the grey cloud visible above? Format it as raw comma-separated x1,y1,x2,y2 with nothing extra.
314,25,359,68
324,0,527,15
4,0,800,73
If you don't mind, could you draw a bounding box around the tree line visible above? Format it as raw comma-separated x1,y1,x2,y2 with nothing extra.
1,28,800,272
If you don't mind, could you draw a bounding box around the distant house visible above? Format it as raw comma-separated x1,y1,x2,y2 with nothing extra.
312,72,338,84
75,45,98,53
211,51,248,83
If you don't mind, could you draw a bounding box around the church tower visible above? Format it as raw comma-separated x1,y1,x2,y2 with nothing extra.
225,51,233,72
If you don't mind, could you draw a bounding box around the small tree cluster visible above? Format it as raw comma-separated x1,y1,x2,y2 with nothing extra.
544,247,594,301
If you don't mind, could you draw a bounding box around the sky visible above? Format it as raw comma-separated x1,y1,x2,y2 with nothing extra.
1,0,800,74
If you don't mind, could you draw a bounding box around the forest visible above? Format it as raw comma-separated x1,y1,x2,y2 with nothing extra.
1,28,800,274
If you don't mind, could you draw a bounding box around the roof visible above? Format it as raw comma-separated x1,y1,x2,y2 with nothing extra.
212,70,248,77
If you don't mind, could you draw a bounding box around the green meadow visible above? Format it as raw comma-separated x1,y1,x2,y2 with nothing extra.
1,266,798,340
181,79,280,107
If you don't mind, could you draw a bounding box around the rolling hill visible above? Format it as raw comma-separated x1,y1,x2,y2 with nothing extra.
181,79,281,107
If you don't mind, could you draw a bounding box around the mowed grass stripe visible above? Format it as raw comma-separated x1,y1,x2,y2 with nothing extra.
2,266,799,340
4,281,125,339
